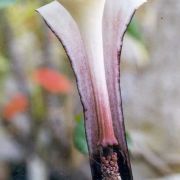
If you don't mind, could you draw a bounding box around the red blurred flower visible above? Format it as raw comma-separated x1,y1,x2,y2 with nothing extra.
3,94,28,120
33,68,71,93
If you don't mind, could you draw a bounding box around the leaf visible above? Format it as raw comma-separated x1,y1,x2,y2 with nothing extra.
127,18,143,42
126,131,133,149
73,115,88,155
33,68,71,94
3,94,28,120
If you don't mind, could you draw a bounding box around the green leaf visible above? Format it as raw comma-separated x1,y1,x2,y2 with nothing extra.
126,131,133,150
0,0,17,8
73,114,88,155
127,18,143,42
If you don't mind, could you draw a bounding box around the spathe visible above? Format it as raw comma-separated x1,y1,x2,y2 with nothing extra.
37,0,146,179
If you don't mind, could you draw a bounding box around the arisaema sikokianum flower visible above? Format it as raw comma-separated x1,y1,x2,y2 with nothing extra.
37,0,147,179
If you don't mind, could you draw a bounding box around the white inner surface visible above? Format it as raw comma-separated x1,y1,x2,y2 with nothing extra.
58,0,146,97
59,0,108,98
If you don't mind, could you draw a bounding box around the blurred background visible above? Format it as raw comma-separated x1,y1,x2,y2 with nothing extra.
0,0,180,179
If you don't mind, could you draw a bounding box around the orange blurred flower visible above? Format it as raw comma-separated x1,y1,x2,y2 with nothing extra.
3,94,28,120
33,68,71,94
